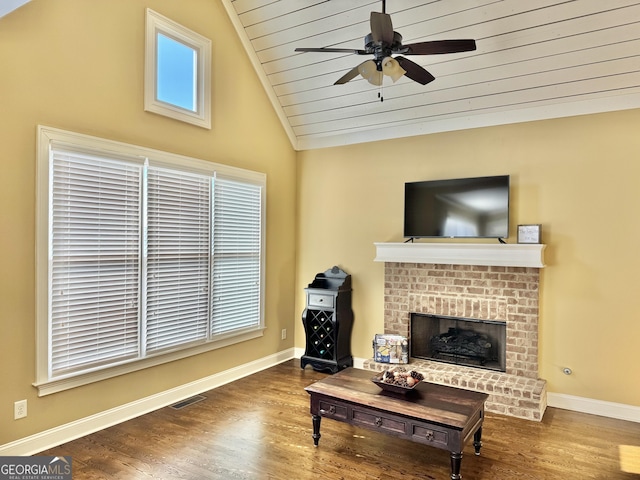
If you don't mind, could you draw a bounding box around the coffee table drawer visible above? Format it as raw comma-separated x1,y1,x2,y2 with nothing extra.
318,400,347,420
412,424,450,449
351,409,407,435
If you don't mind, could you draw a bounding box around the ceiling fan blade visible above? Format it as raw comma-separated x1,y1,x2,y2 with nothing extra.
295,47,366,54
402,39,476,55
334,65,363,85
370,11,394,44
395,57,435,85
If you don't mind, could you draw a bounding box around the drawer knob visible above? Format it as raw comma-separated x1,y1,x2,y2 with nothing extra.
425,430,434,441
319,405,336,416
375,417,383,427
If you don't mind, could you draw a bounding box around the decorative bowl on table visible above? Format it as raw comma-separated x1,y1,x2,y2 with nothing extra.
372,367,424,394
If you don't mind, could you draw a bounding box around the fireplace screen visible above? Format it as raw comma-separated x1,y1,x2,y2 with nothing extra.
410,313,506,372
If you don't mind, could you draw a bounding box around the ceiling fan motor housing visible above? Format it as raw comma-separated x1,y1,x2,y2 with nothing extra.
364,31,405,64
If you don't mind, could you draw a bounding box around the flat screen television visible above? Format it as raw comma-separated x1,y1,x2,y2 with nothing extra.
404,175,510,239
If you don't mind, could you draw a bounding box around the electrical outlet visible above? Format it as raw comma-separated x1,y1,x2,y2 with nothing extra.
281,328,287,340
14,400,27,420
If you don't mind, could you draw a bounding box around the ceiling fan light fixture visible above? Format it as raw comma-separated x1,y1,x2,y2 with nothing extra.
358,60,383,86
381,56,406,82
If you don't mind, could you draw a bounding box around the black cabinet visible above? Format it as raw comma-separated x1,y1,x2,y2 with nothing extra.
301,266,353,373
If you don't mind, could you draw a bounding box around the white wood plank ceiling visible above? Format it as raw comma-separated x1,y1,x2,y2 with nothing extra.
223,0,640,150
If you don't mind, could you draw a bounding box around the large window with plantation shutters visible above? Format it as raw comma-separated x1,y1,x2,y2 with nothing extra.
35,126,265,395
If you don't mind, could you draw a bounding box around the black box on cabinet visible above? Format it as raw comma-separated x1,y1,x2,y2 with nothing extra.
301,266,353,373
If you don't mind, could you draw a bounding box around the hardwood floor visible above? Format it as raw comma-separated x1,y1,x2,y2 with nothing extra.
40,360,640,479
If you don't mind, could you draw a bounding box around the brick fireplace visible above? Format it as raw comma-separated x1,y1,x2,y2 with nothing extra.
364,243,547,421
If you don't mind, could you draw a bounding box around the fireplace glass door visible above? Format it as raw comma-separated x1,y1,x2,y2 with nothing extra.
410,313,506,372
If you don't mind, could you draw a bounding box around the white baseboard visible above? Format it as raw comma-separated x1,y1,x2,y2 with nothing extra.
5,349,637,456
547,392,640,423
0,348,296,456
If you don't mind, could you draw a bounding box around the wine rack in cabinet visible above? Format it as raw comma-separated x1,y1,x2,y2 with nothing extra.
301,266,353,373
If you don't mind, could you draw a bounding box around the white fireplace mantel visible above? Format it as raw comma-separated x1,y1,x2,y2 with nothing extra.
374,242,546,268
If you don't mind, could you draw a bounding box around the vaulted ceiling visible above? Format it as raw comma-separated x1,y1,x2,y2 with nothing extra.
3,1,638,151
222,0,640,150
0,0,30,19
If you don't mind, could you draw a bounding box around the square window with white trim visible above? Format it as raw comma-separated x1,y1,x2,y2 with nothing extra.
145,9,211,128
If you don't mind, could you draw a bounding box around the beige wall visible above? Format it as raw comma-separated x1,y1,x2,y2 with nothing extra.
296,110,640,407
0,0,297,445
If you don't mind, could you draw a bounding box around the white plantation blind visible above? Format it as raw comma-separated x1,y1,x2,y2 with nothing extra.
40,128,265,389
50,150,142,376
145,167,211,352
211,177,262,335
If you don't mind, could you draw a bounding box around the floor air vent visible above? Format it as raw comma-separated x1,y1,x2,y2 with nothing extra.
170,395,206,410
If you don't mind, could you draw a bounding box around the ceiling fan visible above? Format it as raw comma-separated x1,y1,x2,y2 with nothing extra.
294,0,476,87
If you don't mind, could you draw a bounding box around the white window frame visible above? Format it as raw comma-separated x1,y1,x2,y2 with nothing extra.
144,9,212,129
35,126,265,395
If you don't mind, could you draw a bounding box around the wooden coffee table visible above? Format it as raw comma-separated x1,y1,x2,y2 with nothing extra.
305,367,488,480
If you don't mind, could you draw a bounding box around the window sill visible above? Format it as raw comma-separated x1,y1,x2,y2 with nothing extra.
33,327,265,396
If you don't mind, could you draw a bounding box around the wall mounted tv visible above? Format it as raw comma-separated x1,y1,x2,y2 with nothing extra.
404,175,510,239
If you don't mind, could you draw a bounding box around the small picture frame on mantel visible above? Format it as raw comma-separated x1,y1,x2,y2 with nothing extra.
517,224,542,244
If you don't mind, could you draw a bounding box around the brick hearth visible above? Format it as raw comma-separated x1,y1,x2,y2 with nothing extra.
363,261,547,421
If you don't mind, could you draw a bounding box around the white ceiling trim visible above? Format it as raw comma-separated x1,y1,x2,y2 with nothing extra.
296,91,640,150
221,0,299,149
